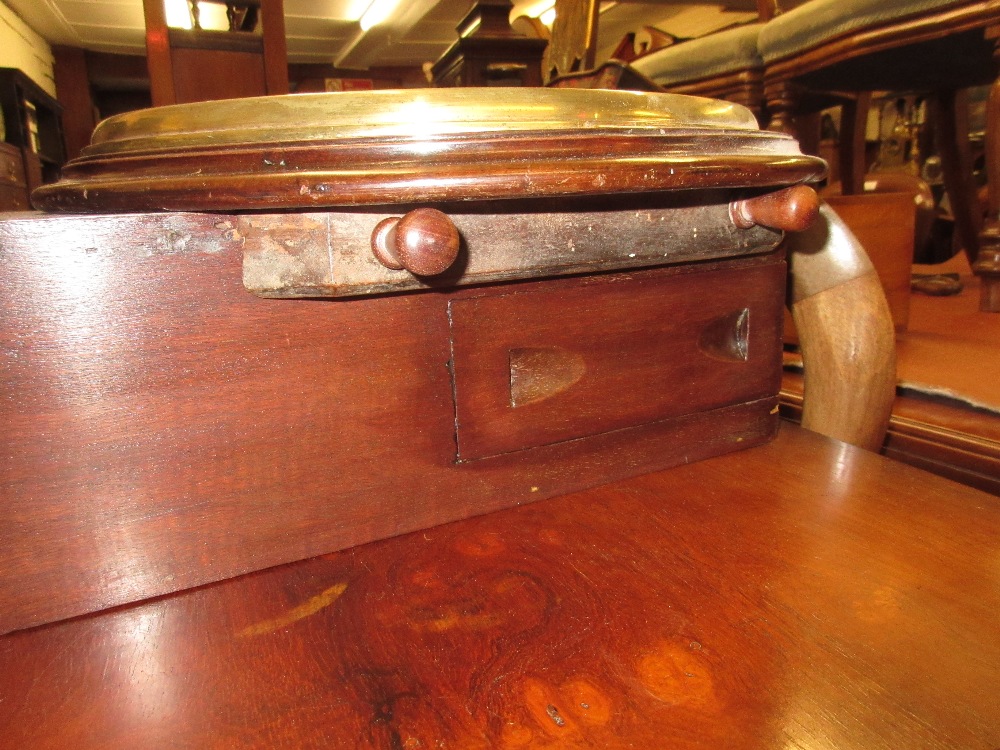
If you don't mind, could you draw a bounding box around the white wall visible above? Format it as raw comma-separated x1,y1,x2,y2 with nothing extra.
0,2,56,96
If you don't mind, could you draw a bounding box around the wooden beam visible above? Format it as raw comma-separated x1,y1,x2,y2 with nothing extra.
261,0,289,95
142,0,177,106
52,46,97,161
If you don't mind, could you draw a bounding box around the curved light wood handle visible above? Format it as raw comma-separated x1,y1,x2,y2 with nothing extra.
371,208,460,276
730,184,820,232
785,203,896,451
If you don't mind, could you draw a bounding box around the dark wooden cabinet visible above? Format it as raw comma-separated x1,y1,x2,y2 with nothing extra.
0,209,789,635
432,0,548,87
0,68,65,194
0,141,29,211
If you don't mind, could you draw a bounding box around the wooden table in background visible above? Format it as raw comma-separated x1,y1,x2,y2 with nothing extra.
1,424,997,749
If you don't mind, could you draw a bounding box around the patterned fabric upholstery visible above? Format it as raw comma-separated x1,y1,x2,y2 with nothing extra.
759,0,968,62
631,23,763,86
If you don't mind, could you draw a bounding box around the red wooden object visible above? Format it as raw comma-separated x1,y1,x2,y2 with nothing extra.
2,90,825,634
1,426,997,749
0,210,787,634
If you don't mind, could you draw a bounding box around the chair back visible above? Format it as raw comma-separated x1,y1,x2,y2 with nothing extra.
142,0,288,106
543,0,600,82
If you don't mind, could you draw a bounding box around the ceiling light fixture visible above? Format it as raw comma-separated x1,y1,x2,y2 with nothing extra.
359,0,402,32
163,0,193,29
513,0,616,29
518,0,555,20
163,0,232,31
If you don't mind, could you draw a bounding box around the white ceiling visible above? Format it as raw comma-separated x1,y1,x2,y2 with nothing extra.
4,0,756,70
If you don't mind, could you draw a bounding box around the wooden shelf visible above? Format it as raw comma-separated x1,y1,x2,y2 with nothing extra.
0,68,65,192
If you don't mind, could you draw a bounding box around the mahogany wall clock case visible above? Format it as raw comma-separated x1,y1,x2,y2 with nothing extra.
1,88,824,634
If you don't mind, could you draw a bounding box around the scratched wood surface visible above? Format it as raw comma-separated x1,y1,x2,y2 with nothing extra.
0,425,997,749
0,211,783,635
30,89,825,213
240,196,783,298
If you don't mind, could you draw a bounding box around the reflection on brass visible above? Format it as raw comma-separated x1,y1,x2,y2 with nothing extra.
84,88,759,156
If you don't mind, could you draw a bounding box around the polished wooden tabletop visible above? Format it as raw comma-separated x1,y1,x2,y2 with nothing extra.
1,424,997,749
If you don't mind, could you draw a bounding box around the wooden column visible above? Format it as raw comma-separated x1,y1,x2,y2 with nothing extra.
764,80,799,136
142,0,177,107
930,89,984,271
838,92,870,196
52,47,98,161
261,0,289,95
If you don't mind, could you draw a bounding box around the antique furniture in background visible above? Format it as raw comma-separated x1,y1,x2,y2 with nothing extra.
0,67,65,193
630,18,768,122
432,0,547,87
757,0,1000,310
0,141,28,211
626,1,1000,310
141,0,288,105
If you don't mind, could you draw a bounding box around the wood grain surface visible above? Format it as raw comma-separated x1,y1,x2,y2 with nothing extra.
1,425,997,749
32,125,825,213
0,211,783,635
451,261,783,459
241,196,783,298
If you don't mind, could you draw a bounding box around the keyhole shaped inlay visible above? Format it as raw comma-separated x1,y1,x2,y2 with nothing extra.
697,308,750,362
509,347,587,408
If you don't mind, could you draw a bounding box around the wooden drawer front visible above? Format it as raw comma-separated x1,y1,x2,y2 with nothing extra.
450,259,785,460
0,183,29,211
0,144,25,188
240,201,783,299
1,212,785,634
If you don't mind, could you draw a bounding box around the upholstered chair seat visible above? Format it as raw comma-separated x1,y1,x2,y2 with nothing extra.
630,23,765,119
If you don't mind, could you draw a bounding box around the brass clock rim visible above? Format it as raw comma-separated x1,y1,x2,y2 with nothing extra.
35,89,828,213
34,153,827,213
84,88,763,156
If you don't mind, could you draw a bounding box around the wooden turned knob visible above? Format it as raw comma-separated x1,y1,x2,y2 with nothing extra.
730,184,820,232
371,208,460,276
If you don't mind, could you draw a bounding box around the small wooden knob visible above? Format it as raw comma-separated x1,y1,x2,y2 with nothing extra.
730,184,820,232
371,208,460,276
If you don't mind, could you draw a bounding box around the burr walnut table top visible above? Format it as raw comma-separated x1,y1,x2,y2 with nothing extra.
1,424,996,750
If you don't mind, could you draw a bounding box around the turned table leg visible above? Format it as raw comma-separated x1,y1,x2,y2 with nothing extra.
838,92,870,196
975,27,1000,311
764,79,799,137
930,89,984,271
